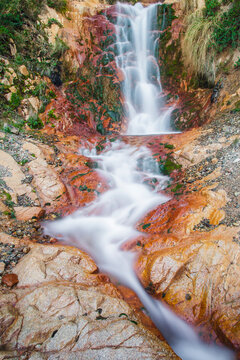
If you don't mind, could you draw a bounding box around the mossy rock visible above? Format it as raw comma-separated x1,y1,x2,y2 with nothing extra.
159,156,182,175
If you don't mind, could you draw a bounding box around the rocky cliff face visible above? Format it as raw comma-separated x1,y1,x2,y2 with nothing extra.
0,0,239,359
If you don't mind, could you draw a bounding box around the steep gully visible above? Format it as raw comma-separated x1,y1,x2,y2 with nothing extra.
45,3,232,360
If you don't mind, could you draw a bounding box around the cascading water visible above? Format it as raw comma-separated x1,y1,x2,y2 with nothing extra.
115,3,174,135
44,3,234,360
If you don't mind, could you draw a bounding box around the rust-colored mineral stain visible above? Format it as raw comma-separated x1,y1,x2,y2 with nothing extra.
2,273,19,287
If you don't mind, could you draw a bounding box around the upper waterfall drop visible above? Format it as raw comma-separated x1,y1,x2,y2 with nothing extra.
115,2,174,135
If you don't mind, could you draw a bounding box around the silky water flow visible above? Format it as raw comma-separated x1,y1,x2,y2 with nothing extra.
44,3,234,359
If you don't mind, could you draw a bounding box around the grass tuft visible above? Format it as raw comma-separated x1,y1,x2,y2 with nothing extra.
182,9,217,85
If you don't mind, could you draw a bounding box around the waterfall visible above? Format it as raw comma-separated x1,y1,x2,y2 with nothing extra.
44,3,234,360
44,139,233,360
115,3,174,135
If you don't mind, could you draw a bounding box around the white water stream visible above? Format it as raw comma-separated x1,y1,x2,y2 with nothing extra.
44,3,234,359
115,2,174,135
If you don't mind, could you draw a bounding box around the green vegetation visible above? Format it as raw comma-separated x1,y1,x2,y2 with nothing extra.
183,0,240,85
47,0,67,13
0,0,46,56
65,53,123,134
142,223,151,229
47,18,63,28
183,9,217,85
171,183,183,193
27,114,44,129
204,0,221,17
52,36,69,59
0,0,69,130
48,109,57,119
164,143,174,149
1,191,15,218
234,58,240,68
212,1,240,52
157,4,177,30
159,156,182,175
9,92,21,109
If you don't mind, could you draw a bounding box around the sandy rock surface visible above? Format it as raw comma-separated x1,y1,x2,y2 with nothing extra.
0,245,179,360
0,149,39,204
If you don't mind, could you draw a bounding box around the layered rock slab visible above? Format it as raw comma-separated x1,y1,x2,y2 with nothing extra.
137,226,240,350
0,245,179,359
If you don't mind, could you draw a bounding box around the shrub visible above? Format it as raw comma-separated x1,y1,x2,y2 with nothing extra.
0,0,45,56
48,109,57,119
183,0,240,84
32,81,48,98
212,0,240,52
10,92,21,109
46,0,67,14
27,114,44,129
205,0,220,17
52,36,69,59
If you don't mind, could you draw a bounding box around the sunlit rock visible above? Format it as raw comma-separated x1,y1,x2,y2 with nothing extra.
0,244,179,359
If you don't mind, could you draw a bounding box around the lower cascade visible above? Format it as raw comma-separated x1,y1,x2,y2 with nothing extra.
44,3,233,360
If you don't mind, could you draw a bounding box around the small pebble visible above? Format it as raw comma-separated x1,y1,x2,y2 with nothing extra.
0,262,5,274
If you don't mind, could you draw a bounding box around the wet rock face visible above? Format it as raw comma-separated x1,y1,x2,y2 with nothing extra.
0,245,179,359
43,9,125,137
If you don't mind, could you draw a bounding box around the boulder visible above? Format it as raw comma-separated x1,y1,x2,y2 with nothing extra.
19,65,29,77
0,150,39,204
137,226,240,349
14,206,44,221
28,158,65,205
21,97,41,119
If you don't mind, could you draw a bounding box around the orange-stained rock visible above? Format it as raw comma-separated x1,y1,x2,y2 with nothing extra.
136,226,240,349
2,273,19,287
137,188,227,236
